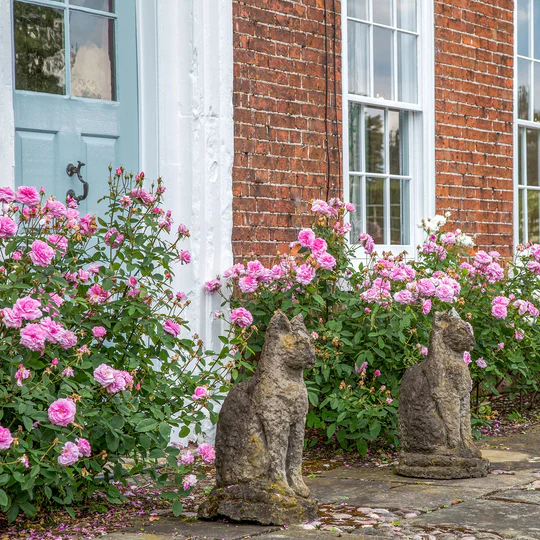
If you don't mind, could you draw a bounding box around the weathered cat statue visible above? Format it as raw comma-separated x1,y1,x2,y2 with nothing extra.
397,310,490,479
198,311,318,525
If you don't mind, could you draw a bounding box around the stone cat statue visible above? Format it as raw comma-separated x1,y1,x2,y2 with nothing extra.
198,310,318,525
397,310,490,479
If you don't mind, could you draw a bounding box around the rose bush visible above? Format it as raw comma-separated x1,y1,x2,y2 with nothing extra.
210,200,540,453
0,171,230,521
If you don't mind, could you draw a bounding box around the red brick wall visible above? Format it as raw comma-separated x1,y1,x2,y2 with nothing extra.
232,0,342,261
434,0,514,256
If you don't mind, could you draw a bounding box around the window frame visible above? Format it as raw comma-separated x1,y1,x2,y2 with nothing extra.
342,0,435,256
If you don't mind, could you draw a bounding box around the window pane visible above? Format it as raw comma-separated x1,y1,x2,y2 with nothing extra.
518,59,531,120
348,0,368,20
390,178,410,244
519,188,525,244
365,107,385,173
536,0,540,59
366,177,385,244
535,63,540,122
519,0,531,57
373,27,393,100
519,128,525,185
397,0,417,31
13,2,65,95
373,0,392,25
349,103,362,172
528,189,540,243
70,11,115,100
397,32,417,103
348,21,369,96
527,129,540,186
349,175,363,239
389,110,409,175
70,0,114,12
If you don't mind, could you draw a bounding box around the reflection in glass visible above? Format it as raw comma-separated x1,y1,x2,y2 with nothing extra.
518,0,531,57
70,0,114,12
397,0,416,31
390,178,409,245
519,128,525,185
348,21,369,96
528,189,540,243
366,177,385,244
527,128,539,186
347,0,368,20
349,175,363,239
365,108,385,173
373,26,393,100
13,2,65,95
518,59,531,120
373,0,392,25
389,111,409,176
349,103,361,172
70,11,115,100
398,32,417,103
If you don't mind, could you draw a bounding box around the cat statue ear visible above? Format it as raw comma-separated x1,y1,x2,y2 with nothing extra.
291,313,308,333
267,310,292,335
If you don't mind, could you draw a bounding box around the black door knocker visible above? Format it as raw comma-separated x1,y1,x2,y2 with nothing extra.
66,161,88,203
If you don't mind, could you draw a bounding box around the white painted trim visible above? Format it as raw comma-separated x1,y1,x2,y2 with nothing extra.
513,2,519,248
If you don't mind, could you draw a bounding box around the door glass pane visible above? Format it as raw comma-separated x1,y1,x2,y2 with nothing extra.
519,188,525,244
348,0,368,20
349,103,361,172
519,128,525,185
373,27,393,100
528,189,540,243
390,178,409,244
13,2,66,95
518,59,531,120
397,32,417,103
365,108,385,173
527,128,539,186
348,21,369,96
373,0,392,25
70,11,115,100
70,0,114,12
536,0,540,59
518,0,531,57
349,175,363,239
366,177,385,244
535,63,540,122
389,110,409,176
397,0,417,32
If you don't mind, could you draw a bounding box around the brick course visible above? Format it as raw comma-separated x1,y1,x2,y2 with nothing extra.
434,0,515,256
232,0,342,261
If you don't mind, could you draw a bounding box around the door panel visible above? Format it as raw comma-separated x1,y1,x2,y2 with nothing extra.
15,130,59,187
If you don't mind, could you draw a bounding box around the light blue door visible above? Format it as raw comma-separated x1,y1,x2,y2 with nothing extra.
12,0,139,216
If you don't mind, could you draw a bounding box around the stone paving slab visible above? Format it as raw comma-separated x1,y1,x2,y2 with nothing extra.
486,488,540,505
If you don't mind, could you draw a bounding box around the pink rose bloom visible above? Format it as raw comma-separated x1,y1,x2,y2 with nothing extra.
441,232,456,245
104,228,124,249
422,299,432,315
316,252,337,270
311,199,330,214
296,264,316,285
182,474,197,490
14,364,31,386
77,269,90,282
62,366,75,377
513,299,529,316
180,451,194,465
58,441,80,466
484,262,504,283
421,347,429,356
270,264,286,280
192,386,208,400
47,234,68,254
311,238,328,255
57,329,77,350
474,250,492,267
179,250,191,264
198,443,216,464
48,398,76,427
130,188,155,205
531,244,540,261
204,279,222,294
127,276,138,288
40,317,65,343
463,351,472,365
0,216,17,238
238,275,258,293
119,370,134,389
386,397,393,404
345,202,355,212
529,303,540,317
94,363,116,387
106,370,127,394
230,307,253,328
0,187,15,203
223,263,245,279
29,240,55,267
16,186,40,207
515,330,525,340
460,262,476,276
246,260,266,279
0,426,14,450
298,228,316,248
44,199,66,218
178,223,190,237
498,342,505,349
434,284,455,303
87,284,109,304
355,361,368,374
2,308,22,328
78,214,96,236
358,233,375,255
476,357,487,368
20,323,47,351
13,296,42,321
393,290,415,304
93,326,107,339
491,304,507,319
12,251,22,261
77,438,92,457
163,319,181,337
374,370,381,377
492,296,510,306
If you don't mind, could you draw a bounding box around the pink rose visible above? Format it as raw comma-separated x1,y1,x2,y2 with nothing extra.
230,307,253,328
223,263,245,279
311,200,330,214
20,323,47,351
130,188,155,205
491,304,507,319
0,426,14,450
48,398,76,427
246,260,266,279
29,240,55,267
476,357,487,368
238,276,258,293
15,186,40,207
94,363,116,387
58,441,80,466
87,284,109,304
311,238,328,255
47,234,68,254
104,228,124,249
13,296,42,321
57,329,77,350
78,214,96,236
192,386,208,400
393,290,415,304
355,361,368,374
2,308,22,328
92,326,107,339
179,250,191,264
182,474,197,490
434,284,455,303
44,199,66,218
76,438,92,457
180,451,194,465
106,370,127,394
463,351,472,365
474,250,492,267
40,317,65,343
374,370,381,377
316,252,337,270
358,233,375,255
298,228,316,248
0,187,15,203
0,216,17,238
422,299,432,315
163,319,181,337
62,366,75,377
198,443,216,464
204,279,222,294
296,264,316,285
421,347,429,356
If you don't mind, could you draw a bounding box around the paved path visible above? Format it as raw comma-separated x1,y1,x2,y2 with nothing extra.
104,426,540,539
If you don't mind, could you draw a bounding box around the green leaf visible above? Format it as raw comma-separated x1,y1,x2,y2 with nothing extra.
172,500,184,517
0,489,8,506
135,419,159,432
161,491,178,500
